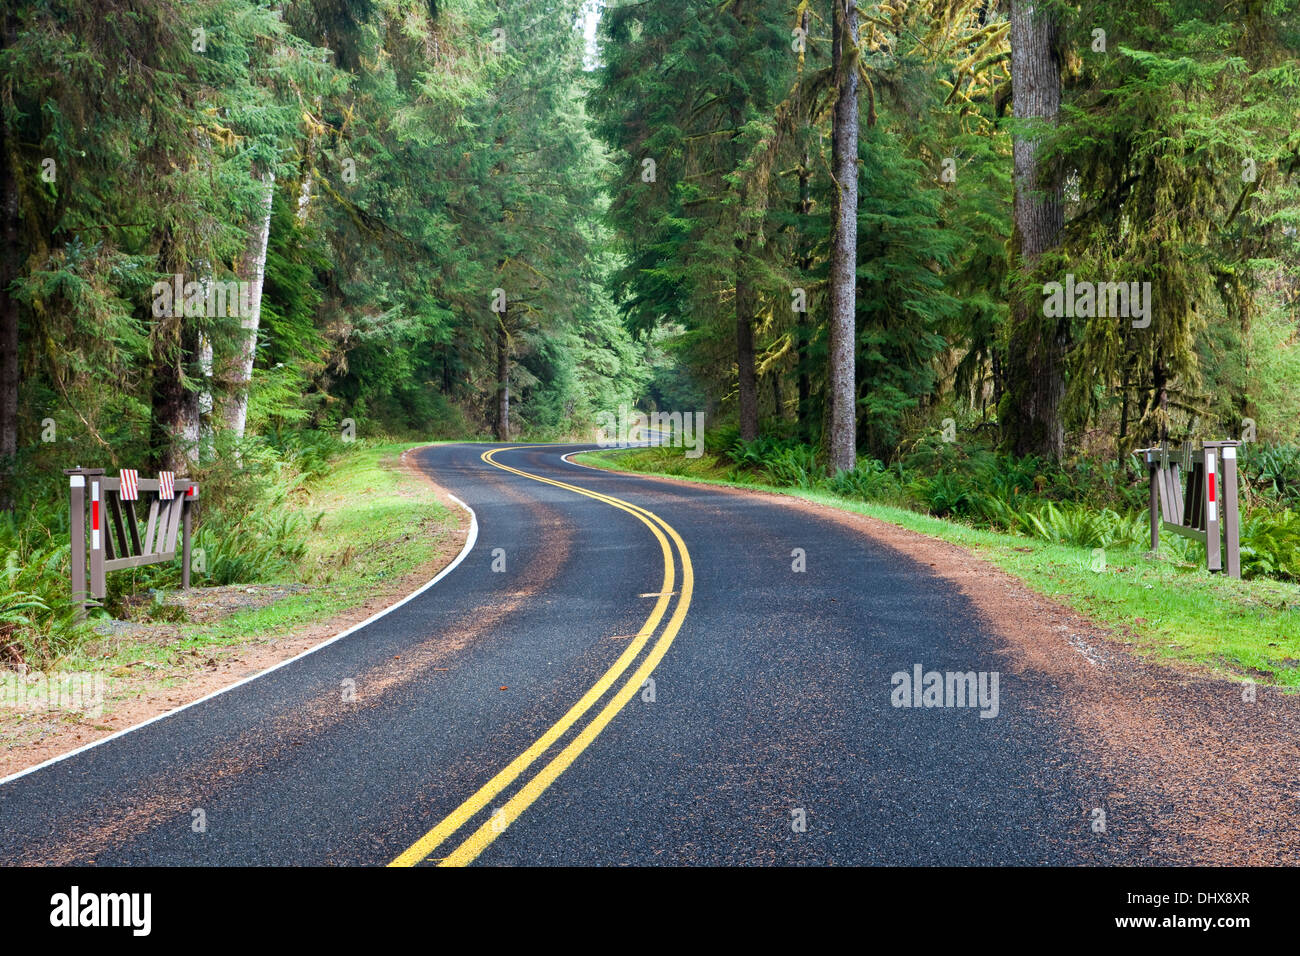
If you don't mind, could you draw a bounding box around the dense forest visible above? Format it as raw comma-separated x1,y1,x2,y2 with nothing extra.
2,1,1299,658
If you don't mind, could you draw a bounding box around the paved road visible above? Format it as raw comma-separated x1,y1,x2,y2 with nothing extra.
0,443,1144,865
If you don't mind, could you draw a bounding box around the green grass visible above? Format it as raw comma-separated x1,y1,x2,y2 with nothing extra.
65,442,461,672
577,447,1300,688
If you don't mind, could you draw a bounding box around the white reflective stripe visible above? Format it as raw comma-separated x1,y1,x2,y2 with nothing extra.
91,484,99,502
1223,447,1236,460
69,475,85,488
1208,501,1218,522
91,530,100,550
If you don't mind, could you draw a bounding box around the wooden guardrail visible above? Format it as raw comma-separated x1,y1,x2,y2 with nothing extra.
65,467,199,609
1135,440,1240,577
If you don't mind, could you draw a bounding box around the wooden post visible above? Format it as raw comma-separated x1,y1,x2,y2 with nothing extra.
1146,450,1160,553
1207,440,1241,579
182,498,193,590
1202,446,1222,572
89,472,107,600
63,468,97,612
1222,443,1241,579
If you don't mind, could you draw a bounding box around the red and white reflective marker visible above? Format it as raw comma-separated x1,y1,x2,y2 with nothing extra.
186,483,198,498
91,481,100,551
158,471,175,500
1206,452,1217,522
119,469,139,501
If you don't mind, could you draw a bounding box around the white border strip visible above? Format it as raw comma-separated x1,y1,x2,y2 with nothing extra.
0,456,479,789
561,447,647,470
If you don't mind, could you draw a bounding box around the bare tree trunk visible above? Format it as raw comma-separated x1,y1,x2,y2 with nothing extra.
495,314,510,441
827,0,860,474
0,8,20,510
221,170,275,441
1005,0,1065,460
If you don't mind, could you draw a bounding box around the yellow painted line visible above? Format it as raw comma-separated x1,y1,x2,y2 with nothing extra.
389,446,692,867
435,447,694,867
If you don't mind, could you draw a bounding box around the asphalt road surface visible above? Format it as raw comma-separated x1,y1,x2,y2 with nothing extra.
0,442,1145,865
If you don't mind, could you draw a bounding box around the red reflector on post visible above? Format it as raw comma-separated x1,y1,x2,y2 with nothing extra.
1209,473,1216,502
91,500,99,529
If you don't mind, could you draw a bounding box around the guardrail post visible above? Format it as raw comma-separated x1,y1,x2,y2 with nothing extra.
1202,446,1221,572
1146,449,1160,553
63,467,98,613
1223,443,1241,579
182,496,193,589
1205,440,1241,579
88,471,107,600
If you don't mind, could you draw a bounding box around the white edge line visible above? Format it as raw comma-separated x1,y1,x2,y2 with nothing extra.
0,452,479,789
561,446,649,470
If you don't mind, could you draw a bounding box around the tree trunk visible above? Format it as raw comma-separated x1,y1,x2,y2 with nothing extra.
1004,0,1065,460
1152,351,1169,444
796,19,814,442
0,8,20,510
495,314,510,441
296,104,319,226
796,308,812,439
827,0,860,474
735,258,759,441
220,171,275,441
151,318,201,473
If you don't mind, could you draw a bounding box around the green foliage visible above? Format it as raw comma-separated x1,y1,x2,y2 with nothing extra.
1019,503,1149,551
1239,443,1300,504
191,510,315,587
1057,0,1300,449
1239,510,1300,582
728,436,823,488
0,513,92,668
824,459,906,505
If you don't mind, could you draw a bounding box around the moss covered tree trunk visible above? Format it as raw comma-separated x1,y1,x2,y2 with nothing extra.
1004,0,1065,461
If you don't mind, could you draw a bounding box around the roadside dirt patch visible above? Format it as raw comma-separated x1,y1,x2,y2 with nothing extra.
606,470,1300,864
111,583,310,626
0,447,472,781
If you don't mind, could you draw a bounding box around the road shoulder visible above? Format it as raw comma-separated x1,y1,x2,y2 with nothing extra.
570,451,1300,863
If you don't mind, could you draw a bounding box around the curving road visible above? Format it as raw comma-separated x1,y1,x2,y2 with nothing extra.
0,442,1145,865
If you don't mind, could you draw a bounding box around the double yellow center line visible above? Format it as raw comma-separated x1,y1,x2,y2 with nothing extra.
389,446,693,867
